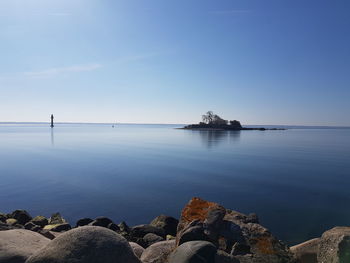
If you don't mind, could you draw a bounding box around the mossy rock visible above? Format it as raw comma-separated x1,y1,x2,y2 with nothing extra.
44,223,71,232
31,216,48,227
48,213,66,225
167,234,176,240
6,218,18,226
10,210,32,225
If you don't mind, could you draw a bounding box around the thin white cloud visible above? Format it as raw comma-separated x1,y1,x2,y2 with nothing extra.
24,63,102,78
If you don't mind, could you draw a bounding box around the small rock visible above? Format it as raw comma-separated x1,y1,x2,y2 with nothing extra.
89,216,113,227
178,220,207,245
25,222,37,230
150,215,179,236
76,217,93,227
167,234,176,240
10,210,32,225
141,240,176,263
108,222,120,232
38,229,56,240
290,238,319,263
31,225,42,232
6,218,18,226
129,242,145,258
48,212,66,225
0,229,50,263
169,240,217,263
130,224,165,239
31,216,48,227
26,226,141,263
143,233,164,247
43,223,71,232
119,221,130,233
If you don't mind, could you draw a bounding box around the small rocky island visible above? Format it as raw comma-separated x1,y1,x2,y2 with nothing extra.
183,111,285,131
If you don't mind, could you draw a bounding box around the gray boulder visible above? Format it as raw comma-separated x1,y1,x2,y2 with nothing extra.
24,222,37,230
31,216,48,228
0,229,50,263
204,207,226,241
119,221,130,233
26,226,141,263
143,233,164,247
141,240,176,263
150,215,179,236
108,223,120,232
318,227,350,263
37,230,56,240
89,216,113,228
290,238,319,263
48,213,66,225
176,198,295,263
10,210,32,225
43,223,71,232
168,240,217,263
76,218,93,227
131,224,165,239
129,242,144,258
178,220,207,245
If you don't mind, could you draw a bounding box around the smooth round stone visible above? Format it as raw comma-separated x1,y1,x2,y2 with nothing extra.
168,241,217,263
26,226,141,263
0,229,50,263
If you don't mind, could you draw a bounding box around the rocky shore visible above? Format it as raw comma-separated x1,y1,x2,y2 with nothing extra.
0,197,348,263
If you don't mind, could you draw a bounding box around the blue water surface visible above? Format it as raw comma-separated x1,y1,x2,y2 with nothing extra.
0,123,349,245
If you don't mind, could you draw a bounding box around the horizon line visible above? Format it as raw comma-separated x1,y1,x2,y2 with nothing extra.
0,121,349,129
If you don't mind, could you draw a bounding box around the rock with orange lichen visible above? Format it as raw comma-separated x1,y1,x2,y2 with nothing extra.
176,197,295,263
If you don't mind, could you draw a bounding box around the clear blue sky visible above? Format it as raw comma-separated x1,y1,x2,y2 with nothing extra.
1,0,349,125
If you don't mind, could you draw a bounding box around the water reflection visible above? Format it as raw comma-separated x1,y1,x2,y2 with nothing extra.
51,128,54,146
197,130,241,148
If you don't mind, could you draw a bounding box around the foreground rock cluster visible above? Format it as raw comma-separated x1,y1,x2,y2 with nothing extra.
0,198,349,263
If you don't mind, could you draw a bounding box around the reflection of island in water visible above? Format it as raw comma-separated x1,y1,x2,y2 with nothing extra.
182,111,285,131
197,130,241,148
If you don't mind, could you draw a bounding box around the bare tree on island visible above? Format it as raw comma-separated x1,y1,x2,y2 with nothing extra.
202,111,215,124
200,111,241,128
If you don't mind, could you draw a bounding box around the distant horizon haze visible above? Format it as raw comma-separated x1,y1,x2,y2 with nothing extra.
1,0,349,126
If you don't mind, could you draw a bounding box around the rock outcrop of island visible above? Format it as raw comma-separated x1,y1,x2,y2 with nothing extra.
1,197,349,263
182,111,285,131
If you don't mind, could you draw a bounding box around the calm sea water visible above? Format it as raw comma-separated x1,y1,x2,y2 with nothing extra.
0,123,350,245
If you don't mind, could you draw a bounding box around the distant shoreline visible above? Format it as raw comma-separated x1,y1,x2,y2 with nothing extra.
0,122,349,129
